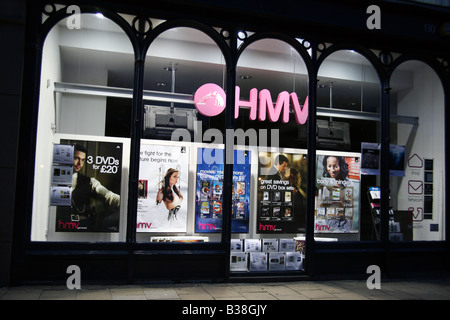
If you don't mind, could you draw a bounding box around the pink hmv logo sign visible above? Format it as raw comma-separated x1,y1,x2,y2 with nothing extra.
194,83,226,117
194,83,309,124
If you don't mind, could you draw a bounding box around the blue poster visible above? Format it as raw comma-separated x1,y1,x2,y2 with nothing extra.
195,148,251,233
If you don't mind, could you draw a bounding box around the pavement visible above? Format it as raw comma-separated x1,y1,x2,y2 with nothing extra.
1,276,450,300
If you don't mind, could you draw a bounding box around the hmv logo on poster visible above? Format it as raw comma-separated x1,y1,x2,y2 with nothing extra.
258,223,279,232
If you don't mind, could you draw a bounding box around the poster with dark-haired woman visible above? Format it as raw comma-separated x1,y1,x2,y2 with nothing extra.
137,144,189,233
315,153,361,234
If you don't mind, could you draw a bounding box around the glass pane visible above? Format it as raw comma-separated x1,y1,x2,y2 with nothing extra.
317,50,381,241
31,13,134,242
136,26,226,243
231,38,308,273
389,60,445,241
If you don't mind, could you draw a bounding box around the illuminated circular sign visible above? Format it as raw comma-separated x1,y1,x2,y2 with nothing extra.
194,83,226,117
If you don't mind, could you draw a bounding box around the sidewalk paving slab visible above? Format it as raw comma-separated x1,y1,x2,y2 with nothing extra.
2,277,450,300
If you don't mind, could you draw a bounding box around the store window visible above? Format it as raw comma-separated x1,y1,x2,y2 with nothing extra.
31,12,135,242
136,26,227,243
230,37,309,273
389,60,446,241
317,49,381,241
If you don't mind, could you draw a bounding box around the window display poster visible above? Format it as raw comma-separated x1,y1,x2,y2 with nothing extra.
389,144,406,177
361,142,380,175
137,144,189,233
361,142,406,176
55,139,123,233
257,152,307,234
195,148,251,233
315,154,361,233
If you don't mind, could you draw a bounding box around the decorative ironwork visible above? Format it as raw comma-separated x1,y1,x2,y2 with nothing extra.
220,28,231,40
132,16,152,38
379,51,393,66
237,30,248,41
43,3,57,16
301,39,312,50
317,42,327,52
441,59,449,74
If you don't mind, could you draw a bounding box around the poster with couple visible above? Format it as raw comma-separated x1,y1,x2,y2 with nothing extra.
315,153,361,233
137,144,189,233
257,152,308,234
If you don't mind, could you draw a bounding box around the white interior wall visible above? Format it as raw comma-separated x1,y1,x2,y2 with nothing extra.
59,21,411,87
59,26,134,56
395,63,445,241
59,94,107,136
31,25,62,241
318,58,379,84
59,25,109,136
60,61,108,136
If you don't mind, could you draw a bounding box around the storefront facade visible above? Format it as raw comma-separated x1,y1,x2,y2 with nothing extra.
5,0,450,285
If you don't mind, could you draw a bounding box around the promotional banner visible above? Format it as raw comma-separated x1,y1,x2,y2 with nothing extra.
257,152,307,234
55,139,123,232
195,148,251,233
137,144,189,233
315,154,361,233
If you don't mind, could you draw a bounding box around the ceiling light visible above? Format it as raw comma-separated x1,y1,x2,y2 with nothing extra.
239,75,252,80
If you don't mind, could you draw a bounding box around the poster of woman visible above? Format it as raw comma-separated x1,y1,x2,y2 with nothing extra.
137,144,189,233
315,153,361,233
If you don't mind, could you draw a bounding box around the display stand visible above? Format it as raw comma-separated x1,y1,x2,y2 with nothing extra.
367,186,382,240
367,186,412,241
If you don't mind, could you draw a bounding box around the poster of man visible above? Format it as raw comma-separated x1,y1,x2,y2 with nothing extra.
55,140,123,232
